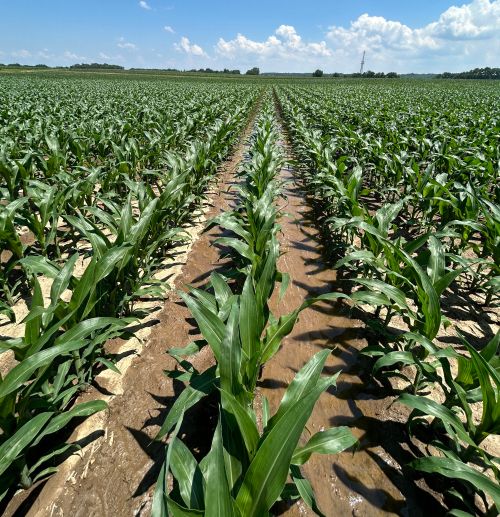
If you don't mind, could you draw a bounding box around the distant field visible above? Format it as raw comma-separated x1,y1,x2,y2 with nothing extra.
1,72,498,516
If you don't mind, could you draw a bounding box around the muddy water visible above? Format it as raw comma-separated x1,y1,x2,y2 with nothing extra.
260,118,444,516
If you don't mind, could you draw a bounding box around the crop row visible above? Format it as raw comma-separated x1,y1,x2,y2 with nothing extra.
0,76,259,502
152,97,356,517
277,82,499,516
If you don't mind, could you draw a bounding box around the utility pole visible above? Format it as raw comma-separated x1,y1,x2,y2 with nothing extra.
360,50,366,74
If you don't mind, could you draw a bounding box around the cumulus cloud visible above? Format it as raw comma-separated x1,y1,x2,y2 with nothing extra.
174,37,206,56
139,1,151,10
217,25,331,59
211,0,498,72
164,25,175,34
63,50,88,61
426,0,500,39
326,0,500,70
37,49,53,59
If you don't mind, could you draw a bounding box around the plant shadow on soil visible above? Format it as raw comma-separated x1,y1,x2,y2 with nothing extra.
0,427,106,517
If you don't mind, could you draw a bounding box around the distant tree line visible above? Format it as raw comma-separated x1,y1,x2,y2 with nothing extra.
0,62,124,70
436,67,499,79
131,67,243,75
70,63,124,70
185,68,241,74
0,63,50,68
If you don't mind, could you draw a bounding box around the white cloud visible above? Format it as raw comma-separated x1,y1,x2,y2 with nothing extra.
164,25,175,34
37,49,53,59
325,0,500,71
426,0,500,39
117,37,137,50
216,25,331,60
11,49,32,58
211,0,499,72
175,36,206,56
98,52,124,62
118,42,136,49
139,1,151,10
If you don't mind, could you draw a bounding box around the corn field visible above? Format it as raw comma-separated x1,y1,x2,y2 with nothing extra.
0,72,498,517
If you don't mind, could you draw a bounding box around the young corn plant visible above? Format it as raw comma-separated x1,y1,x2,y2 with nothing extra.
276,83,500,516
0,269,126,499
0,198,26,317
153,102,356,516
400,333,500,516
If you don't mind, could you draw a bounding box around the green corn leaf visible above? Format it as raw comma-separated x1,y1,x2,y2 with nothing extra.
353,278,415,317
215,237,255,262
28,442,76,477
433,268,463,297
350,290,391,307
20,255,60,278
54,317,127,347
261,293,348,365
373,351,416,373
156,366,217,440
268,349,332,429
210,272,233,309
154,417,184,517
50,252,79,305
204,418,236,517
0,412,52,477
220,388,259,459
152,450,169,517
25,276,44,346
167,498,204,517
397,249,441,339
427,235,445,285
239,276,260,367
170,437,205,510
277,271,290,301
399,393,475,446
220,303,242,399
31,400,107,447
0,340,89,399
290,465,326,517
463,341,500,439
169,340,206,362
179,292,225,362
235,375,336,517
411,456,500,511
291,427,357,465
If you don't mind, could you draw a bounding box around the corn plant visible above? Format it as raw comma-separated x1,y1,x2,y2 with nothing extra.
153,101,355,516
276,80,499,516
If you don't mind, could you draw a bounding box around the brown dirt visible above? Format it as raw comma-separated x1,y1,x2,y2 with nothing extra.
2,103,259,517
259,116,444,517
2,97,447,517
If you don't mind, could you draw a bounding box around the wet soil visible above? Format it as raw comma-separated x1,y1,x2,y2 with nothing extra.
2,106,258,517
260,117,444,517
2,97,447,517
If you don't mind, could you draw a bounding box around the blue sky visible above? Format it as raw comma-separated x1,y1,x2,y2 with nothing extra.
1,0,499,72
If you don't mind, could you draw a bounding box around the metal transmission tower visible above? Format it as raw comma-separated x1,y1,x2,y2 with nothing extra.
359,50,366,74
